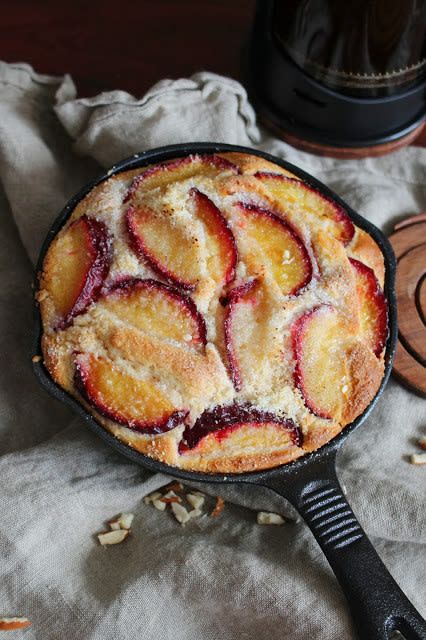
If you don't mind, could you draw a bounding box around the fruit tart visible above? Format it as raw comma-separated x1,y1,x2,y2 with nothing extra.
37,151,388,473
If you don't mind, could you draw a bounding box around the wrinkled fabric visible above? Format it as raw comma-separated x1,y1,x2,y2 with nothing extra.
0,62,425,640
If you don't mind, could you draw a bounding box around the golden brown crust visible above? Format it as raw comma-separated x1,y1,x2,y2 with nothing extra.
38,151,387,473
217,152,299,179
179,447,304,473
301,422,343,453
217,173,271,199
71,168,142,222
107,423,179,465
347,228,385,288
41,334,73,391
344,342,384,423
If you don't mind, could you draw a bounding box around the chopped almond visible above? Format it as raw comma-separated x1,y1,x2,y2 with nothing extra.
0,618,31,631
32,355,42,363
152,498,166,511
210,496,225,518
97,529,129,546
410,453,426,465
171,502,190,525
257,511,285,525
118,513,134,530
187,493,205,510
108,512,134,531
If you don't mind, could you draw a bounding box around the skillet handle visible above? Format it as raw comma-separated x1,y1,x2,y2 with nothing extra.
264,455,426,640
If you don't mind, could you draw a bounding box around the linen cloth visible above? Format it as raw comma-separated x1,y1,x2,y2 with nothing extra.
0,61,425,640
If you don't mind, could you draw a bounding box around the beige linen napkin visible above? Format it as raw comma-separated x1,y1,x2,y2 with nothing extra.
0,62,425,640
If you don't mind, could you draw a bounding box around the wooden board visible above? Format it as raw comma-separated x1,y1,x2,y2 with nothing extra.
389,215,426,396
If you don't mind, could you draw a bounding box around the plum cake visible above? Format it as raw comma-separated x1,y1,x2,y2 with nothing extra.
37,151,388,473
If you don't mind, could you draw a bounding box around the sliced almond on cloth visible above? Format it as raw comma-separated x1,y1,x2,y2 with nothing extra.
152,498,167,511
187,493,205,510
117,513,134,529
171,502,191,524
257,512,285,525
0,617,31,630
97,529,129,546
108,512,134,531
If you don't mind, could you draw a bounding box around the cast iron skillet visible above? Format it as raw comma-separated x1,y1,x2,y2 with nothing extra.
33,143,426,640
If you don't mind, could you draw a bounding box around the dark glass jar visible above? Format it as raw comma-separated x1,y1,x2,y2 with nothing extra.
246,0,426,150
272,0,426,98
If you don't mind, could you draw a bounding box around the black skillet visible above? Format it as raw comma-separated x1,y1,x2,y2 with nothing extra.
33,143,426,640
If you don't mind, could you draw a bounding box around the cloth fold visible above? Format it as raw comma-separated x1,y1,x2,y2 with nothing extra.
0,62,424,640
55,72,260,168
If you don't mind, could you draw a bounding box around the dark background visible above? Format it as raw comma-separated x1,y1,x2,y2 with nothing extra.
1,0,424,146
1,0,255,97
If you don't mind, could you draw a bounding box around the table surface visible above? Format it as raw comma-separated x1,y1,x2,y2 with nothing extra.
1,0,424,147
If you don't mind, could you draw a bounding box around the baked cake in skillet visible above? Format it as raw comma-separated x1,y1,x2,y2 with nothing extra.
37,152,388,473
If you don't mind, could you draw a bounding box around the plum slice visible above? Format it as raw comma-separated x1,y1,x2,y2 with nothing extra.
126,189,238,290
45,215,112,328
223,279,258,391
223,277,286,394
74,352,187,434
235,202,312,296
292,305,351,420
126,203,202,290
179,403,301,452
99,278,206,349
255,172,354,246
124,154,239,203
349,258,388,356
190,188,237,286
